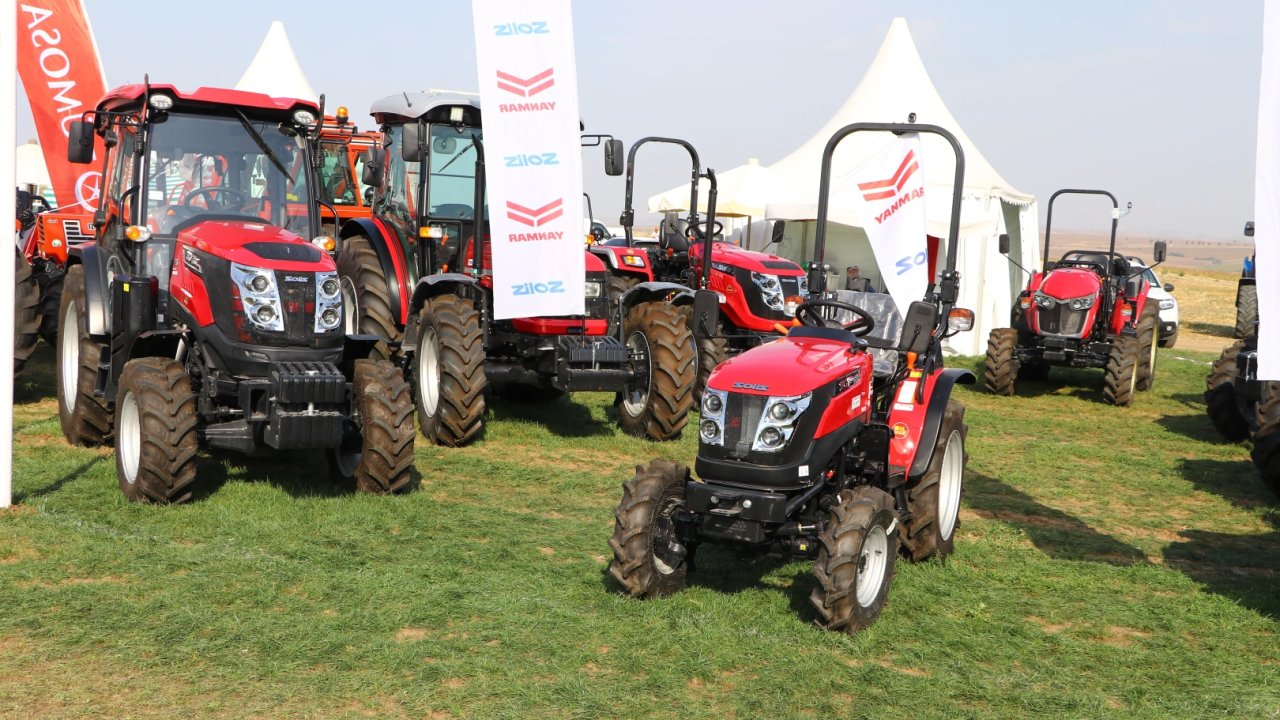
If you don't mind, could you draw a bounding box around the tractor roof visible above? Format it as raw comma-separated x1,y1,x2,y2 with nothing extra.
96,84,319,116
370,90,481,126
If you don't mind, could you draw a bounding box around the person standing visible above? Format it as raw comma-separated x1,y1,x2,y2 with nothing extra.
845,265,873,292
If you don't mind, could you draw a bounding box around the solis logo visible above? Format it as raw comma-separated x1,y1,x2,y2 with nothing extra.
511,281,565,296
504,152,559,168
506,198,563,227
494,21,549,36
895,251,929,276
857,149,925,225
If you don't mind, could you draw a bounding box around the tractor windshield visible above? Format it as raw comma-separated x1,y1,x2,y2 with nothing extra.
426,124,484,221
141,111,315,237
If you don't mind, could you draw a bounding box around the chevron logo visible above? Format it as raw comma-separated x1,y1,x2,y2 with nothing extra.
506,198,563,227
857,150,920,202
496,68,555,97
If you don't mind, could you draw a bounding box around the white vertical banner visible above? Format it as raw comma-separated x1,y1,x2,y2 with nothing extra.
1257,0,1280,380
2,0,17,508
473,0,585,320
845,135,928,318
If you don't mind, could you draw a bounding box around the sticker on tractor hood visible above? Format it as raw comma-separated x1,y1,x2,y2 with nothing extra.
733,382,769,391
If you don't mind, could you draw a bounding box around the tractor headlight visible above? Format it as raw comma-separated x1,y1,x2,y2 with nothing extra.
700,388,727,446
702,391,723,415
1067,295,1096,311
1034,291,1054,309
622,254,645,267
769,402,794,422
314,270,343,333
584,280,604,299
230,263,284,332
751,271,781,292
1159,298,1175,310
752,392,812,453
700,419,721,442
758,426,784,448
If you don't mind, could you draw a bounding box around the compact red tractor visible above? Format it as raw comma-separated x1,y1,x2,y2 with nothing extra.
60,82,414,502
335,92,696,444
593,138,809,395
984,189,1164,406
609,123,976,635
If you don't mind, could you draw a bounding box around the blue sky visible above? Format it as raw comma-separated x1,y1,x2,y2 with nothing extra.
15,0,1266,238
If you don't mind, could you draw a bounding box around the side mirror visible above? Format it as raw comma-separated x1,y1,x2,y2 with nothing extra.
769,220,785,246
67,120,94,164
604,138,624,177
1153,240,1167,264
401,123,422,162
361,148,384,188
1164,282,1175,292
998,233,1010,255
363,187,374,205
1245,221,1256,237
690,289,721,340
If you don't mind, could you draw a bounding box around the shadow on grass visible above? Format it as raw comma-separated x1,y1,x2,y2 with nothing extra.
1185,321,1235,338
189,448,422,502
14,454,108,503
15,344,55,404
1176,458,1274,511
1156,412,1229,444
1164,508,1280,619
998,366,1110,402
965,470,1149,566
490,391,615,438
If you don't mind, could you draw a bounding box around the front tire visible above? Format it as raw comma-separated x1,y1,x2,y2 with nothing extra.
14,249,40,375
983,328,1018,396
1251,381,1280,499
1135,301,1159,391
57,264,113,445
810,485,899,635
336,235,400,358
1205,341,1250,442
330,359,415,494
901,401,968,561
608,459,690,598
1103,335,1140,407
616,302,696,441
413,294,486,446
1235,283,1258,339
114,358,198,504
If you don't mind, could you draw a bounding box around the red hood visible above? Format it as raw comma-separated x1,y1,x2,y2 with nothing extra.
707,334,861,397
691,242,805,276
1039,267,1101,300
178,221,335,272
584,251,606,272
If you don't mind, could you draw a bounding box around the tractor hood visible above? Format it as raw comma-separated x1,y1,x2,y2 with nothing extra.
708,333,860,397
1040,267,1101,300
177,220,335,272
692,242,805,276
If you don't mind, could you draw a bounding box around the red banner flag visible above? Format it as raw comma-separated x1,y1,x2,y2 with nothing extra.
16,1,107,211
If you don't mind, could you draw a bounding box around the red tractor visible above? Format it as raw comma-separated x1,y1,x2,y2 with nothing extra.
593,137,809,396
335,92,696,444
984,189,1164,406
59,82,415,502
608,122,976,635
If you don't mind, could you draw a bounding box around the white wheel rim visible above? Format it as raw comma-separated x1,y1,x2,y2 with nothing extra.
341,277,358,334
119,390,141,485
938,430,964,540
856,524,889,607
59,299,79,409
418,326,440,416
621,330,650,416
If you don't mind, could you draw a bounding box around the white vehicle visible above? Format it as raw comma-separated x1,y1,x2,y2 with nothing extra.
1128,256,1179,348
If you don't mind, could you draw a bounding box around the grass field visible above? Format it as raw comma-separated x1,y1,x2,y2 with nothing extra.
2,269,1277,719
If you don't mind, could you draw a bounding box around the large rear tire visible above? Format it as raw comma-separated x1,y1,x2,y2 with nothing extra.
413,294,486,446
616,302,696,441
14,249,40,375
330,359,415,494
608,459,690,598
982,328,1018,396
114,358,198,504
1235,283,1258,339
57,264,113,445
810,485,899,635
901,401,968,561
1135,301,1159,391
1205,341,1251,442
336,235,400,359
1251,381,1280,499
680,305,728,402
1103,335,1140,407
606,274,640,337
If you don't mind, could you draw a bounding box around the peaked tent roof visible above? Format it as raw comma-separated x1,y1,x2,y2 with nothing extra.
16,142,51,189
235,21,318,104
764,17,1032,234
649,158,780,218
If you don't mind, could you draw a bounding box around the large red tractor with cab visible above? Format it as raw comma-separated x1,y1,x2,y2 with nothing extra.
595,138,810,396
984,189,1164,407
608,122,976,635
59,82,414,503
335,92,696,444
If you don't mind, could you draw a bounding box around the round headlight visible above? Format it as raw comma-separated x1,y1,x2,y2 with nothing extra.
292,109,317,126
148,94,174,111
320,308,341,329
759,426,784,448
254,305,277,324
702,393,723,415
1035,294,1053,308
320,277,341,298
249,274,270,293
769,402,793,422
700,419,720,440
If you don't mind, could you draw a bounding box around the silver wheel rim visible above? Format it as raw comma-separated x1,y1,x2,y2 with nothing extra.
938,430,964,540
856,524,889,607
418,326,440,416
621,330,650,416
119,390,141,485
341,277,358,334
59,299,78,410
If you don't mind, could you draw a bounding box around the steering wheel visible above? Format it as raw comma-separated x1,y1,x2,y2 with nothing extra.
795,299,876,336
182,186,247,212
687,219,724,241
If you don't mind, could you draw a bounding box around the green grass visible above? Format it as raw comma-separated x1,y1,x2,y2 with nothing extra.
2,344,1278,719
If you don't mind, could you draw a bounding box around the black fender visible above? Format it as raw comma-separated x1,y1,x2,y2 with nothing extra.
907,368,976,481
128,329,186,361
68,243,109,339
339,217,408,326
403,274,482,348
618,281,694,318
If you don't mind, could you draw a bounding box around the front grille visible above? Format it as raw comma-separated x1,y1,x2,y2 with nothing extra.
723,392,766,459
274,270,318,344
1037,302,1088,338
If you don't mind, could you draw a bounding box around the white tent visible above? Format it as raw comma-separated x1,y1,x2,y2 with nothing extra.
15,141,50,191
763,18,1039,356
649,157,782,247
234,21,318,104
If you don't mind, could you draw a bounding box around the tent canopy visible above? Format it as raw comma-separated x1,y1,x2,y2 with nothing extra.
235,21,318,104
648,158,779,218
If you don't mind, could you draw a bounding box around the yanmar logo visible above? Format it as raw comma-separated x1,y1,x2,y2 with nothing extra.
494,21,549,36
496,68,556,112
512,281,565,296
507,199,563,227
504,152,559,168
857,149,925,225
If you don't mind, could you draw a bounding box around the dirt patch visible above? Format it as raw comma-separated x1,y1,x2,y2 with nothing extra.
1095,625,1152,648
873,659,929,677
1027,615,1071,634
395,627,428,643
968,508,1081,532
